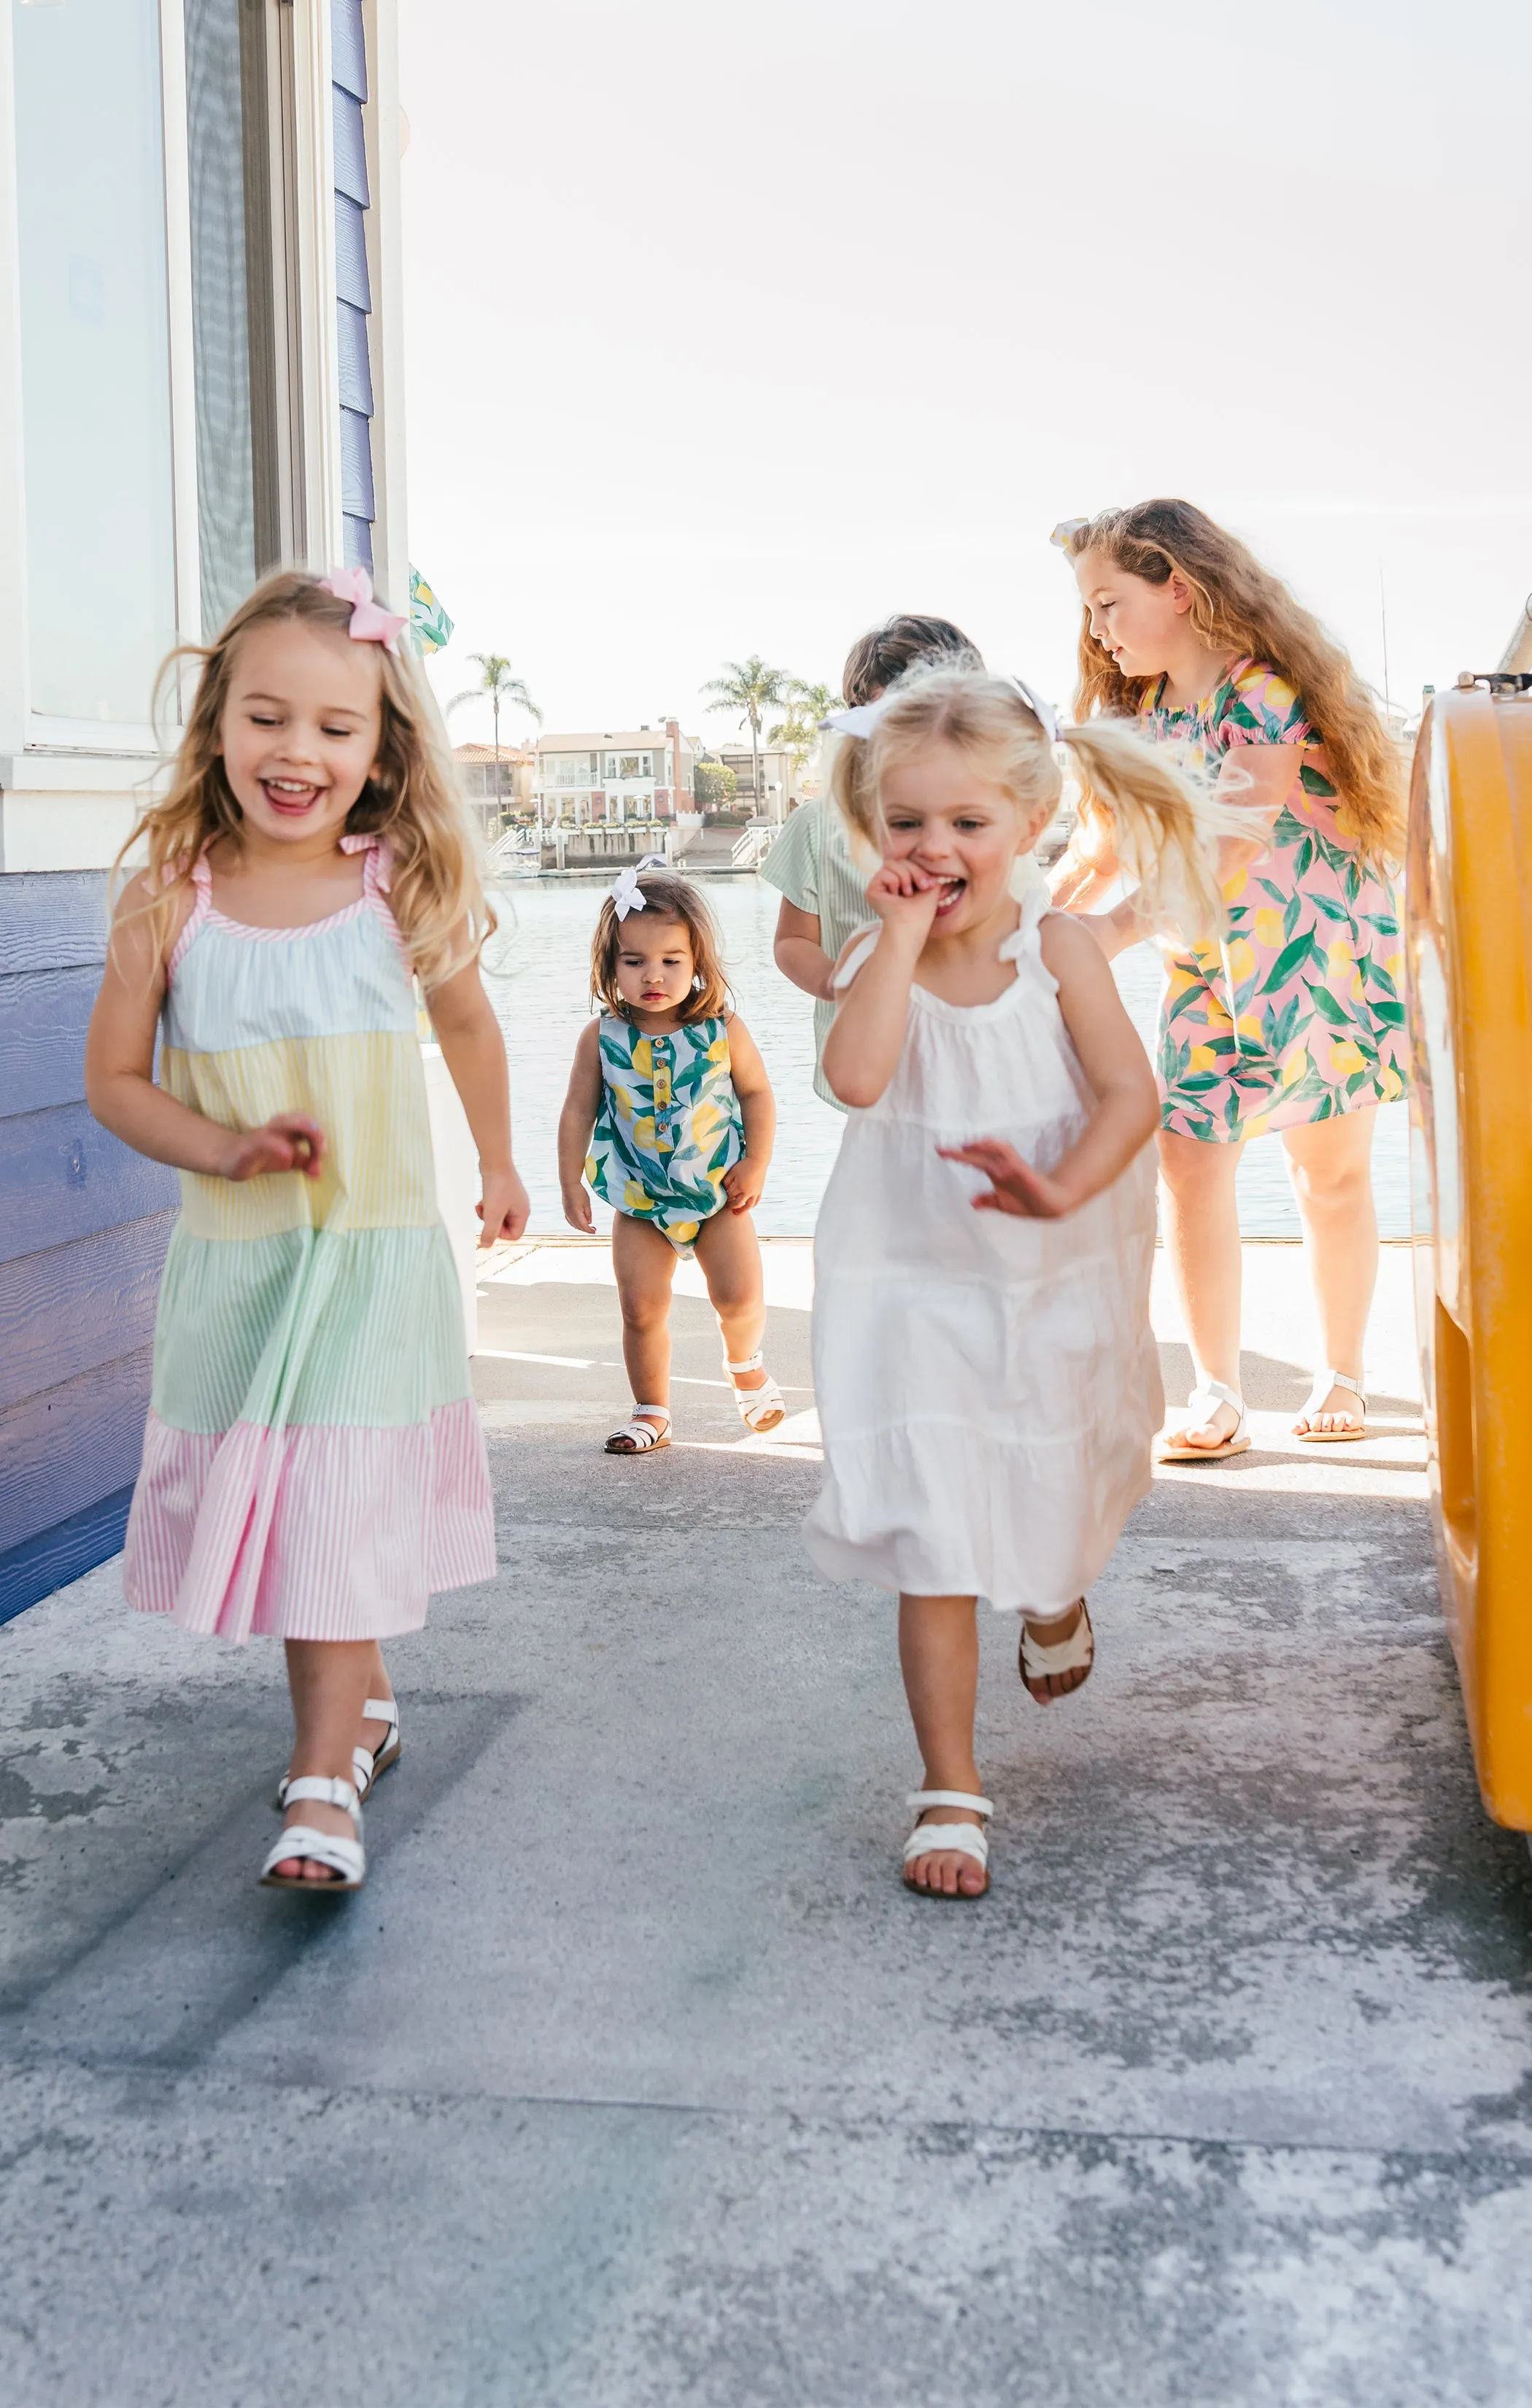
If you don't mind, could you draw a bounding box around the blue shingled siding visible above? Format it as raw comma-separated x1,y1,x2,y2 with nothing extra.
0,875,177,1621
333,0,375,572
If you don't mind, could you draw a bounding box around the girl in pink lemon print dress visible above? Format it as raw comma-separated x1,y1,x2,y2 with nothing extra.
1051,501,1407,1463
86,567,529,1896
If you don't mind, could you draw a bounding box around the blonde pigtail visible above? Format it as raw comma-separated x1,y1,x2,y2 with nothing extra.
1060,720,1247,945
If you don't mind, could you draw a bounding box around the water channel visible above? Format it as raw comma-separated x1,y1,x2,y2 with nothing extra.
485,873,1412,1240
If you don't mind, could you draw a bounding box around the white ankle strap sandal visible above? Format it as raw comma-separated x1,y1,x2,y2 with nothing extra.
260,1775,365,1892
1019,1599,1095,1702
1295,1367,1367,1443
902,1790,994,1894
276,1694,400,1813
725,1351,786,1433
605,1406,671,1454
1158,1379,1251,1462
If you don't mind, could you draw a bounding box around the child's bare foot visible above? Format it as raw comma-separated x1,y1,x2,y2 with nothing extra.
1019,1599,1094,1705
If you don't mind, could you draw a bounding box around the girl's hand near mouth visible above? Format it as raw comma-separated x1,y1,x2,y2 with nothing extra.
865,858,943,943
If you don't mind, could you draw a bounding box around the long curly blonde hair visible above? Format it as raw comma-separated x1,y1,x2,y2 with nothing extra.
833,662,1245,942
1056,499,1406,863
112,568,492,989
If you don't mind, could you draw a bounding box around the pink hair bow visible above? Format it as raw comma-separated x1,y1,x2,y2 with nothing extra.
319,565,407,653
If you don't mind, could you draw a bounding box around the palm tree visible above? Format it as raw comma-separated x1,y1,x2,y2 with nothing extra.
446,653,542,819
700,655,789,822
769,678,840,786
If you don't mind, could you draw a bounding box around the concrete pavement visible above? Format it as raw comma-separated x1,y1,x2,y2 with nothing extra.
1,1241,1530,2407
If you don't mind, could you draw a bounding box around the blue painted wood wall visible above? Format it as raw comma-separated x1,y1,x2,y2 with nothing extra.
0,874,177,1621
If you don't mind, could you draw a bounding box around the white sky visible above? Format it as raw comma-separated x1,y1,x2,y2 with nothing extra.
399,0,1532,749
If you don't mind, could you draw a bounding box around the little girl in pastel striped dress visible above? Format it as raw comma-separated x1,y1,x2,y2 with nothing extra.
85,568,528,1894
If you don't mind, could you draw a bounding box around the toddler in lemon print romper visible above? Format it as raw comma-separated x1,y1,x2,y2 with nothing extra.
557,863,788,1454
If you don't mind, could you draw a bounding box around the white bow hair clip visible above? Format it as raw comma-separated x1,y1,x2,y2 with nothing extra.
609,855,668,919
821,675,1062,747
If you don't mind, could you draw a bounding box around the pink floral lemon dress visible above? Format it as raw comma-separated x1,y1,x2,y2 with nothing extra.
1142,659,1407,1143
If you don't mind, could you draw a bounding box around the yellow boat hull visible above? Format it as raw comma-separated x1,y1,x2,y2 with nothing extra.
1408,682,1532,1826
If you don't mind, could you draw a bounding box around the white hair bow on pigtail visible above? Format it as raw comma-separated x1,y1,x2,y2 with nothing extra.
609,855,667,920
1006,676,1061,746
819,695,893,738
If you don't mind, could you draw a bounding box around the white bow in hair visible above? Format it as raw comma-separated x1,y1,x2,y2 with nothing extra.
820,676,1062,746
1006,675,1061,746
819,698,888,738
609,855,667,919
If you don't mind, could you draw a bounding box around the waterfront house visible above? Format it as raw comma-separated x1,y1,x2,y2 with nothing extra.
0,0,409,1621
716,744,804,825
533,721,704,830
454,744,535,835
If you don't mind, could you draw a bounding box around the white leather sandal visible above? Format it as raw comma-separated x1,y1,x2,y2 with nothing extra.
605,1405,671,1454
1020,1599,1094,1703
726,1351,786,1433
1158,1379,1251,1463
260,1776,365,1892
902,1789,993,1897
1295,1368,1367,1443
275,1694,400,1812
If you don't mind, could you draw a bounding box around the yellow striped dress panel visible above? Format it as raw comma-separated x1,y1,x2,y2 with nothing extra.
164,1030,438,1238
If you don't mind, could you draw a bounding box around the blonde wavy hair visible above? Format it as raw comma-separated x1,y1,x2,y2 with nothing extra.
1056,500,1406,863
112,568,491,990
834,661,1245,941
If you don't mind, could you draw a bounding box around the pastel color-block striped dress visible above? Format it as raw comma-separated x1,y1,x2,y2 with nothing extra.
123,835,495,1643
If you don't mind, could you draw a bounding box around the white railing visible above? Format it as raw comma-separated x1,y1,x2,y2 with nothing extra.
732,827,774,869
485,827,541,876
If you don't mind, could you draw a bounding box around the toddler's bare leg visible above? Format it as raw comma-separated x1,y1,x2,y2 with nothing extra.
898,1594,986,1898
612,1212,678,1434
694,1207,767,1393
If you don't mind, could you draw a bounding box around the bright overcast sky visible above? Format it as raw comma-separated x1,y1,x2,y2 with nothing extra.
400,0,1532,747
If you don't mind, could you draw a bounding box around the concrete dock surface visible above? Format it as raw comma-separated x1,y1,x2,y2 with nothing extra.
1,1240,1530,2407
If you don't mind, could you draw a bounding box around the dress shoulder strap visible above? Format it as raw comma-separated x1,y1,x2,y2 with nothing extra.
830,922,881,994
997,877,1059,997
165,853,212,983
339,830,408,962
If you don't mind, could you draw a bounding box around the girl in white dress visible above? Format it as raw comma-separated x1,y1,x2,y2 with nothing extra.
806,663,1232,1901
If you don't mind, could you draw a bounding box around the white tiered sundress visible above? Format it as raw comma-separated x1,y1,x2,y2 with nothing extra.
805,882,1161,1615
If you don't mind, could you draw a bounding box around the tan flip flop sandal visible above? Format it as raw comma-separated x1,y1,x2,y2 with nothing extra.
1158,1380,1251,1463
1294,1368,1367,1443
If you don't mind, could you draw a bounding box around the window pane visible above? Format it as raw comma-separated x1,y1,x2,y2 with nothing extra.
14,0,177,722
185,0,255,634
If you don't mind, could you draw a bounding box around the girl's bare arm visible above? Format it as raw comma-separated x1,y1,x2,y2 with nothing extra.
820,864,935,1108
773,898,836,1002
85,880,325,1181
557,1020,603,1233
940,915,1158,1219
1048,837,1120,914
425,953,530,1244
721,1012,775,1211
